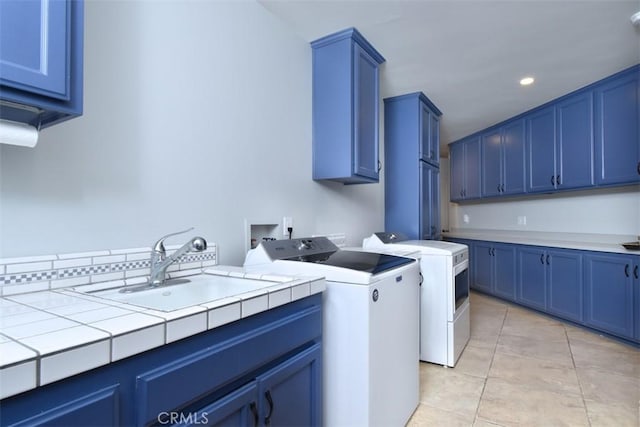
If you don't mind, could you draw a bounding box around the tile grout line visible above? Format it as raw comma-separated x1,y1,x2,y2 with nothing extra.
472,300,509,426
565,324,593,427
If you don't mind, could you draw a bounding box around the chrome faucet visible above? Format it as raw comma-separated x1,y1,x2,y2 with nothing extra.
149,228,207,287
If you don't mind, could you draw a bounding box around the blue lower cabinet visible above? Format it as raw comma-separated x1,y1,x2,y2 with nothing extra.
547,249,583,323
257,343,322,427
584,253,635,340
7,385,119,427
472,241,516,299
517,247,547,311
1,295,323,427
175,382,259,427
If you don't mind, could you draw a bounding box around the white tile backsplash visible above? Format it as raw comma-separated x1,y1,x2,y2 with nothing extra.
0,242,218,295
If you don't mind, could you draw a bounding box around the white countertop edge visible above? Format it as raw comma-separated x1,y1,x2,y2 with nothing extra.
0,272,326,395
443,229,640,255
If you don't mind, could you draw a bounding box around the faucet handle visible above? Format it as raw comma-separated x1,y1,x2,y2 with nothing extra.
152,227,195,253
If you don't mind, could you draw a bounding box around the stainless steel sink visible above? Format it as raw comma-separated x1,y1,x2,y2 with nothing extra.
74,274,285,312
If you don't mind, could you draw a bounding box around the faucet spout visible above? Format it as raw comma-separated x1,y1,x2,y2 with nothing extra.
149,229,207,287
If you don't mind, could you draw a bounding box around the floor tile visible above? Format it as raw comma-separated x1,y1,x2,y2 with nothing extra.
477,377,590,426
406,403,474,426
576,367,639,412
489,352,581,396
419,362,485,418
569,336,640,377
583,399,639,427
495,332,574,367
453,344,494,379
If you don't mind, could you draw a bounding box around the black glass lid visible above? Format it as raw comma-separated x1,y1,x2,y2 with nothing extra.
284,249,413,274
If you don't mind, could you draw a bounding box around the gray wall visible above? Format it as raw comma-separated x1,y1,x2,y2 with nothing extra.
0,1,384,263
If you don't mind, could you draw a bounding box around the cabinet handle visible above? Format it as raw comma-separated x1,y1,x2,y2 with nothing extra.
419,272,423,286
378,161,382,172
460,189,464,197
540,254,544,264
556,175,561,186
264,390,274,426
497,184,501,193
625,264,630,278
546,255,550,265
250,402,259,427
430,150,435,159
501,184,505,193
634,265,638,279
551,175,555,186
637,161,640,175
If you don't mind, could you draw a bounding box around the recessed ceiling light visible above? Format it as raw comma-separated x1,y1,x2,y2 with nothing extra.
520,77,535,86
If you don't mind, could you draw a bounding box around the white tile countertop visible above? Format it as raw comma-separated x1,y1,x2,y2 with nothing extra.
0,267,325,400
443,229,640,255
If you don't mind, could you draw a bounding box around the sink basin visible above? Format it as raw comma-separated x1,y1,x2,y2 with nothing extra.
75,274,285,312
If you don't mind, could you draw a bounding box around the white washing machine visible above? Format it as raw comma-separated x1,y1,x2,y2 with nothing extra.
363,232,470,367
244,237,420,427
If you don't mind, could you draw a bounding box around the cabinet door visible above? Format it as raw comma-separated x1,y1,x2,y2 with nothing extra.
420,162,439,240
180,382,258,427
527,106,556,192
594,72,640,185
556,92,594,189
430,110,440,166
547,249,583,323
502,119,526,195
465,137,482,199
481,130,503,197
353,43,380,180
493,244,516,300
257,344,322,427
9,385,119,427
584,254,635,339
420,104,432,162
0,0,70,99
473,242,494,293
449,142,465,201
517,247,547,311
430,167,440,239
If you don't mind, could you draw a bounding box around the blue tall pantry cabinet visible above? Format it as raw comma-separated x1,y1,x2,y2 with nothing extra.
0,0,83,127
384,92,442,240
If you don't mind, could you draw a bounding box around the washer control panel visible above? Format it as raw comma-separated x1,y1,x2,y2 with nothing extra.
260,237,339,260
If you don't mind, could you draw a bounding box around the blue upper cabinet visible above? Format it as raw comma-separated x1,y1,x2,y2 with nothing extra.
594,67,640,186
481,119,525,197
453,64,637,202
384,92,442,239
311,28,385,184
526,95,593,194
0,0,83,128
450,135,481,201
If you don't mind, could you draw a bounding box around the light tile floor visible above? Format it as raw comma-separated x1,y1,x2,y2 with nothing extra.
407,292,640,426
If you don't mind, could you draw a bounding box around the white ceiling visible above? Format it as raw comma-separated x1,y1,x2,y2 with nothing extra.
258,0,640,152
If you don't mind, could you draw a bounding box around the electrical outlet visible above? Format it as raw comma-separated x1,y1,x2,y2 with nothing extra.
517,215,527,225
463,214,470,224
283,217,293,236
